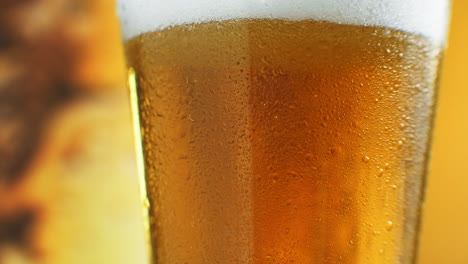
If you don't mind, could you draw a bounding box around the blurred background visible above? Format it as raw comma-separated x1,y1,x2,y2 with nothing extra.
418,0,468,263
0,0,147,263
0,0,465,263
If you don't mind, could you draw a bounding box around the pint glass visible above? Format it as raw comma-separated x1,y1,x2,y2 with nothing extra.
117,0,450,263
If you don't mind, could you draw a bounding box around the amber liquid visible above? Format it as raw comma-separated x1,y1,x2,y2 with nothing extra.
126,19,442,264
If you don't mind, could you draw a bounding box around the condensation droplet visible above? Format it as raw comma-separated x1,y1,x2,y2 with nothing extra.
362,156,370,163
378,168,385,177
143,198,151,209
386,220,394,231
305,153,315,161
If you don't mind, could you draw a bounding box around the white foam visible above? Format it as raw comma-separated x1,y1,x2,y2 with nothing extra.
117,0,450,44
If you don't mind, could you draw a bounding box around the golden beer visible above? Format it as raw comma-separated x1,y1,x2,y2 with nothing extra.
125,19,443,264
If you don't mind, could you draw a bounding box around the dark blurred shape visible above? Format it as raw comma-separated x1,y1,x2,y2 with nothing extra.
0,0,79,185
0,0,84,258
0,210,36,251
0,0,147,263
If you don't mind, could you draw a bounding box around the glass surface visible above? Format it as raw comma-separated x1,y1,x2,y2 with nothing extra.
118,0,450,263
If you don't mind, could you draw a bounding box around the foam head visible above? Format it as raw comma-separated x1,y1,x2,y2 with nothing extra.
117,0,450,44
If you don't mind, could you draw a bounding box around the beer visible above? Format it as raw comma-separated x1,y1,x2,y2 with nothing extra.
119,1,449,263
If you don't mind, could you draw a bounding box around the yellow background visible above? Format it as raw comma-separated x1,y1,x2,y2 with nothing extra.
419,0,468,263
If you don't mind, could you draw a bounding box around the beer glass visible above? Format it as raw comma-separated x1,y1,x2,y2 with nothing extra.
117,0,450,263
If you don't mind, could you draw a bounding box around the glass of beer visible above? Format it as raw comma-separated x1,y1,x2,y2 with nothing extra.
117,0,450,263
